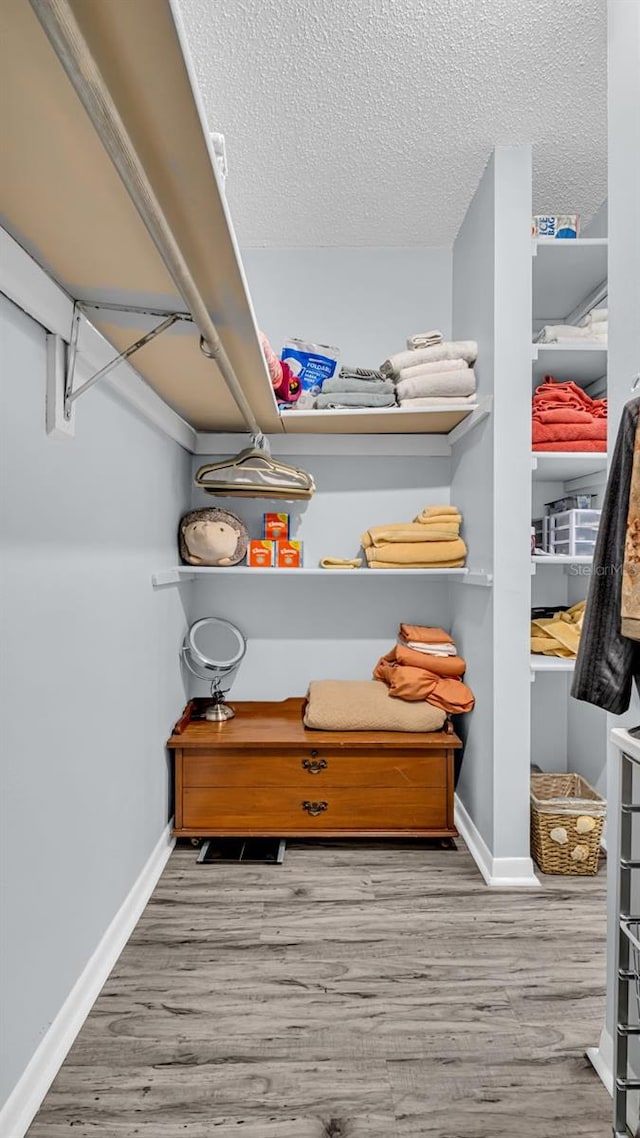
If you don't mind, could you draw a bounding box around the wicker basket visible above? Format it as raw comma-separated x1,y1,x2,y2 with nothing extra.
530,773,606,875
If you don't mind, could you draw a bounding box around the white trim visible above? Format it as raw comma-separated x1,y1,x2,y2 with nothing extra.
454,794,540,888
0,823,175,1138
0,227,196,453
193,432,453,457
587,1026,614,1096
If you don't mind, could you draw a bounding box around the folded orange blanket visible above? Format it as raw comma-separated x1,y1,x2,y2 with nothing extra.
532,420,607,443
533,440,607,452
533,409,595,425
533,378,608,420
383,644,467,677
399,625,453,645
374,658,475,714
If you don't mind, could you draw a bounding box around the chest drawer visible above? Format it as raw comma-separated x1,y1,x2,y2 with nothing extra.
182,784,448,832
182,749,449,789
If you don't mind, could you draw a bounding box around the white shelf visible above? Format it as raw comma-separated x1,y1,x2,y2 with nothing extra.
532,344,607,389
152,566,494,587
530,654,576,674
531,452,608,482
279,402,480,436
532,238,608,322
531,555,593,574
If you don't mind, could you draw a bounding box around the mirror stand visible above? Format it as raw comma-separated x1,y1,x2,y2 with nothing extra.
204,679,235,721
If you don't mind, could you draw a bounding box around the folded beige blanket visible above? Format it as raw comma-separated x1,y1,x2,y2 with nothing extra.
401,395,477,407
304,680,446,732
414,504,461,522
406,330,443,350
320,557,362,569
381,341,478,377
364,538,467,565
398,357,469,380
396,369,476,401
367,558,466,569
537,324,608,344
361,522,460,546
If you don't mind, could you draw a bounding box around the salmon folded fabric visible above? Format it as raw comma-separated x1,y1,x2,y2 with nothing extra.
374,658,475,714
382,644,467,677
532,421,607,444
533,441,607,452
399,625,454,645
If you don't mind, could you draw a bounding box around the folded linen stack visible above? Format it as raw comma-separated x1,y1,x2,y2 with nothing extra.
360,504,467,568
536,313,607,344
530,601,586,658
405,329,443,350
315,367,396,410
374,624,475,714
380,341,478,407
532,377,607,452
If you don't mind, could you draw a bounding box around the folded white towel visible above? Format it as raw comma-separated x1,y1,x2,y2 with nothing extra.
400,395,478,407
403,640,457,655
406,330,443,350
396,369,476,401
537,323,607,344
398,357,469,381
381,340,478,377
579,307,608,327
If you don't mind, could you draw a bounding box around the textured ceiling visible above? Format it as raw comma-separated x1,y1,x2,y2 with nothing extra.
177,0,606,248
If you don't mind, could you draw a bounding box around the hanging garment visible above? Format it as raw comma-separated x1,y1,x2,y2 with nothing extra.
622,412,640,639
572,398,640,713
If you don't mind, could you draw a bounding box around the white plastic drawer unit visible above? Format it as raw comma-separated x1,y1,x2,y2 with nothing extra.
548,508,601,556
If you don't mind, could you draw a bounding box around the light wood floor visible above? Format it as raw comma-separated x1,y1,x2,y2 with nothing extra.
28,840,610,1137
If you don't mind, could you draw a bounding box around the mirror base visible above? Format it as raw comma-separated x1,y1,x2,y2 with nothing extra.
204,702,235,722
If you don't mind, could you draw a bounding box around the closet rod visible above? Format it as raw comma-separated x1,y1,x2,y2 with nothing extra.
29,0,265,444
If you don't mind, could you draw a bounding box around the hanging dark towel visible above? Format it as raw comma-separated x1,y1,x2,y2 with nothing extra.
572,398,640,713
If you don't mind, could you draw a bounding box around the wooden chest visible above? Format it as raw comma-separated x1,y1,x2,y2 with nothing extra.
167,699,461,839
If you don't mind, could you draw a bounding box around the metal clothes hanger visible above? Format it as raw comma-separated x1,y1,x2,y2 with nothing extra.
195,440,315,500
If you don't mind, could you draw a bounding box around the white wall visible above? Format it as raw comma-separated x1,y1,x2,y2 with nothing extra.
0,296,191,1114
240,247,452,368
450,147,533,868
189,451,453,700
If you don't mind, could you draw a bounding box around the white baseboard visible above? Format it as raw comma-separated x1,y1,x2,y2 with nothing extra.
587,1025,614,1096
454,794,540,888
0,823,175,1138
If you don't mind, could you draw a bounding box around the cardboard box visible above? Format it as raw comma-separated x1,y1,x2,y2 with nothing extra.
247,540,274,567
275,540,303,568
263,512,289,541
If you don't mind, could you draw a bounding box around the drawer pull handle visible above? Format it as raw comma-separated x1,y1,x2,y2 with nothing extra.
302,800,328,817
302,757,327,774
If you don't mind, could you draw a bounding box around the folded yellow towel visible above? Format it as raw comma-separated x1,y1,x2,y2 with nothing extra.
364,538,467,565
414,505,461,523
530,601,585,658
367,558,466,569
361,523,460,547
320,557,363,569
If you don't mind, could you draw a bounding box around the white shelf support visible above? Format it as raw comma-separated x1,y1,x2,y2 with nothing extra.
448,397,493,445
59,303,186,424
46,333,75,438
151,568,195,588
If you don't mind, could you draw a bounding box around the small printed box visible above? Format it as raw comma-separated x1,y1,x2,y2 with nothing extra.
264,512,289,541
247,540,274,567
275,540,303,568
532,214,580,239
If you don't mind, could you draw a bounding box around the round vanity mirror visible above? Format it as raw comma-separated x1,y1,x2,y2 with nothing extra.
181,618,246,721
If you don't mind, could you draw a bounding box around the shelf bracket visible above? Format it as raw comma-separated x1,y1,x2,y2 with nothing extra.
62,303,185,421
